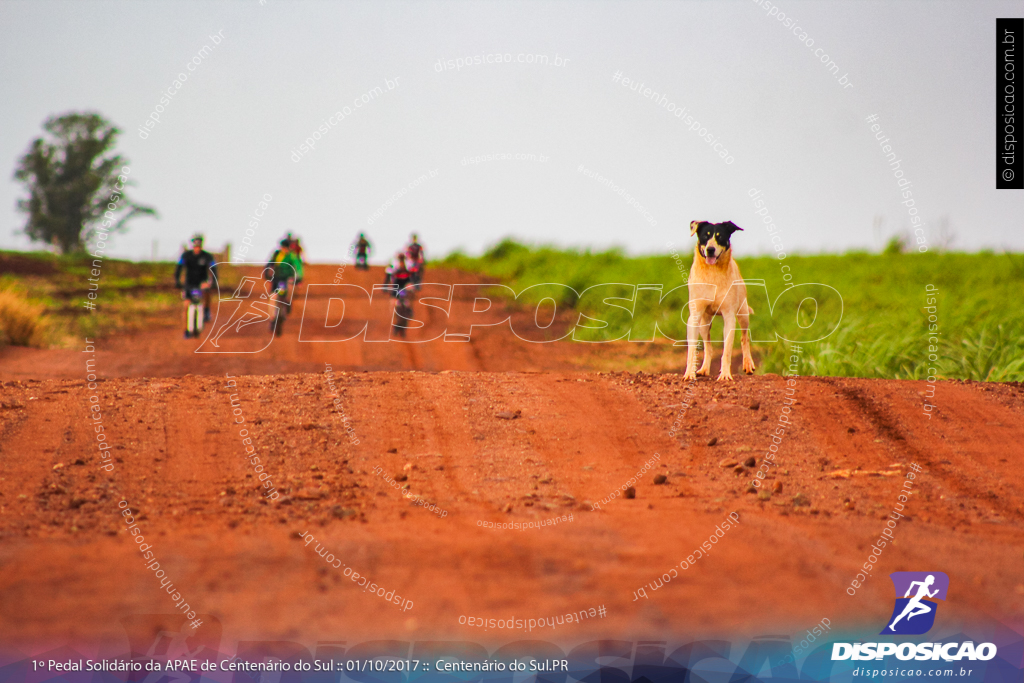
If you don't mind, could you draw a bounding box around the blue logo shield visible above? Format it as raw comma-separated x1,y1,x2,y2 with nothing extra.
880,571,949,635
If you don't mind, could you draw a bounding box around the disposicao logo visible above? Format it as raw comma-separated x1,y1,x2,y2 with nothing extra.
831,571,998,662
881,571,948,635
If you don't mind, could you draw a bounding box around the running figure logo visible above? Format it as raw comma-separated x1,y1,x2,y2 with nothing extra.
880,571,949,635
195,266,292,354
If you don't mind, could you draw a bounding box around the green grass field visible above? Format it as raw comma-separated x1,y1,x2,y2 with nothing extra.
0,251,246,345
441,241,1024,382
4,245,1022,382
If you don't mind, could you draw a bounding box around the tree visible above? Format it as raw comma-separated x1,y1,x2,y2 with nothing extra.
13,112,156,254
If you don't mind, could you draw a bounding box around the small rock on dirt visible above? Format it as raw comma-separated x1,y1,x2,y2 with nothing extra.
624,487,636,499
772,481,783,494
793,493,810,507
496,410,522,420
718,458,739,468
744,457,756,467
653,474,667,485
749,402,760,410
331,506,357,519
707,437,718,446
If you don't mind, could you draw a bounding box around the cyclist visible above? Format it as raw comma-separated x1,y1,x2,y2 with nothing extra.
285,232,303,260
384,252,413,293
265,239,301,335
354,233,372,270
384,253,414,336
392,288,414,339
174,234,218,338
287,234,306,289
405,233,425,290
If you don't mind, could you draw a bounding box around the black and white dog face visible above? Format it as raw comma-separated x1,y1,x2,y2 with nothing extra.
689,220,744,266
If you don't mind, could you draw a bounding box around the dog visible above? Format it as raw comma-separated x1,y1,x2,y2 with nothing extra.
682,220,756,381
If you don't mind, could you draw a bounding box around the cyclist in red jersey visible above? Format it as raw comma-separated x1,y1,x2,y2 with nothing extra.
405,233,425,290
384,254,415,339
384,253,413,293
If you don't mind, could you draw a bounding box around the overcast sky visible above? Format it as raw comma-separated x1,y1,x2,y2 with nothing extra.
1,0,1020,263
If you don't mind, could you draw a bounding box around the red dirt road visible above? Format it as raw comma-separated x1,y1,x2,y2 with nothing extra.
1,265,1022,650
0,266,605,380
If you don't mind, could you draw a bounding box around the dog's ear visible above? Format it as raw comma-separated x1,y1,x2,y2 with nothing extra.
721,221,743,234
690,220,704,236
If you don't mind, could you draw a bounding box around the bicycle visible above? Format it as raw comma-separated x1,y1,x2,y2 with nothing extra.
392,289,414,339
407,262,424,291
269,278,291,336
183,284,209,339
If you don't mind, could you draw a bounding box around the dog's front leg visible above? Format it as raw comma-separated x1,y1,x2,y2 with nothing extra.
696,318,713,376
739,302,756,374
717,314,736,381
682,306,703,380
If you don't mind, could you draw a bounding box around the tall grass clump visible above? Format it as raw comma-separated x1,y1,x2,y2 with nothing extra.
440,242,1024,382
0,288,51,348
